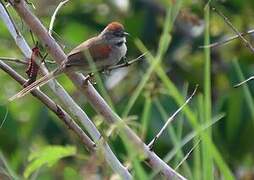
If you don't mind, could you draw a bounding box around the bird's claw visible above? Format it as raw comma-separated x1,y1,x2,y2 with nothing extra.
123,56,130,65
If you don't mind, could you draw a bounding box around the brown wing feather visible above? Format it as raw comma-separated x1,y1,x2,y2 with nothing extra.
66,39,112,70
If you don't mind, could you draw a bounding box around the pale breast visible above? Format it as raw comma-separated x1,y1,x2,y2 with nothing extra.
108,38,127,66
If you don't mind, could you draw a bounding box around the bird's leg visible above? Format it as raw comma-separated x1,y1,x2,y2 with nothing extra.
123,56,130,66
102,66,111,75
81,73,96,87
88,72,96,85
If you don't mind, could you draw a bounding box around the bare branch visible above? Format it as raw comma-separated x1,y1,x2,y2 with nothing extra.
0,56,55,65
106,53,146,71
211,7,254,53
148,85,198,149
48,0,69,36
234,76,254,88
7,0,186,179
0,57,28,64
0,60,96,151
200,29,254,49
0,2,132,179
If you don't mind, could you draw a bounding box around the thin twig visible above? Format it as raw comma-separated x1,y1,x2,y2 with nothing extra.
212,7,254,53
0,107,8,128
0,57,28,64
174,139,201,170
200,29,254,49
234,76,254,88
148,85,198,149
0,56,55,65
107,53,146,71
48,0,69,36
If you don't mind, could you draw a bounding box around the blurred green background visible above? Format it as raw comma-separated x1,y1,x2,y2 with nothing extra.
1,0,254,179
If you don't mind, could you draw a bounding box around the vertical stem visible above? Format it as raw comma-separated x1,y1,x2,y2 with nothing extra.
203,5,213,180
141,93,151,139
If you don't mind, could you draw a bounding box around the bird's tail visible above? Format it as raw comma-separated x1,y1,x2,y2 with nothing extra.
9,66,64,101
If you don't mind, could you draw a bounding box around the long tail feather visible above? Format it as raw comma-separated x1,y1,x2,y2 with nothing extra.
9,67,63,101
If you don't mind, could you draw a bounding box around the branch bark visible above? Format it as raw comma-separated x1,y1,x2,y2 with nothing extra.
0,1,132,179
7,0,186,179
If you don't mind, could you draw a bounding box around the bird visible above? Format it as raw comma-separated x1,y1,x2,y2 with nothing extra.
9,21,128,101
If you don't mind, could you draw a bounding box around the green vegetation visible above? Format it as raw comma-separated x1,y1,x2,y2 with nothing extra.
1,0,254,179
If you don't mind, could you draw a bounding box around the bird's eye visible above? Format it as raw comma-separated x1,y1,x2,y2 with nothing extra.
113,31,124,37
116,41,124,47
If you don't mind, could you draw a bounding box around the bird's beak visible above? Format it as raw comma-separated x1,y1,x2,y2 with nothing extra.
124,32,130,36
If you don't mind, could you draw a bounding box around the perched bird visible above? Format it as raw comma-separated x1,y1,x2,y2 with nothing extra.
9,22,128,101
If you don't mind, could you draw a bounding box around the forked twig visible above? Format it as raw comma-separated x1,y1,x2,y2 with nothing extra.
211,7,254,53
210,7,254,87
148,85,198,149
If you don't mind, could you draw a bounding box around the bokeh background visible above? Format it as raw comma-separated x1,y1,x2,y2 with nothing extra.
0,0,254,179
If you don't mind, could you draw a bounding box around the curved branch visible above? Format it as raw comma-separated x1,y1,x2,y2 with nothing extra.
48,0,69,36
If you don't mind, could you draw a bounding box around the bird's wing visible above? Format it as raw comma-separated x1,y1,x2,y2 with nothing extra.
66,39,112,68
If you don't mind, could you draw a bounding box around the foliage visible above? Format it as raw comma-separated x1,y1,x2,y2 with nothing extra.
0,0,254,179
24,145,76,178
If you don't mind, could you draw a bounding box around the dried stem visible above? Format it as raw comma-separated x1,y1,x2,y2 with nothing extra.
200,29,254,49
212,6,254,53
0,56,56,65
234,76,254,88
0,60,96,151
0,57,28,64
7,0,186,179
211,7,254,87
148,85,198,149
0,2,132,179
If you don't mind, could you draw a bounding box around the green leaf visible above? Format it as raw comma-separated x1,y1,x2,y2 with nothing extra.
24,145,76,178
64,167,81,180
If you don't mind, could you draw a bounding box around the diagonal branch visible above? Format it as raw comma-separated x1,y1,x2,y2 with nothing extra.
0,60,96,152
234,76,254,88
200,29,254,49
0,1,132,179
148,85,198,149
7,0,186,179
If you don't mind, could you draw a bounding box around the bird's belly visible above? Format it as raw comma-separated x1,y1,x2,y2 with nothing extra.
106,44,127,66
